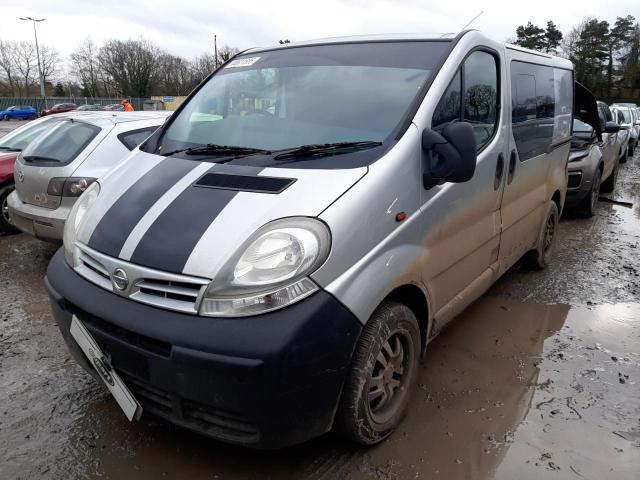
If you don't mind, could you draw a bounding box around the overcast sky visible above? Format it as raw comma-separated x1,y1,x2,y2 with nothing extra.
1,0,639,60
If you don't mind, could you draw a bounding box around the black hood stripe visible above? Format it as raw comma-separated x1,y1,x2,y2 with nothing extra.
128,165,261,273
88,158,198,257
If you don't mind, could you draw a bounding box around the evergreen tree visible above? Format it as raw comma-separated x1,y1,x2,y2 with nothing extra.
544,21,563,53
53,82,66,97
515,22,547,51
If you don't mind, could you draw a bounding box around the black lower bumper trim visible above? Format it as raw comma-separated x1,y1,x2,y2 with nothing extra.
46,248,362,448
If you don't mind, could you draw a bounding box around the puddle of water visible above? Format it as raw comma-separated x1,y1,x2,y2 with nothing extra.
9,296,636,480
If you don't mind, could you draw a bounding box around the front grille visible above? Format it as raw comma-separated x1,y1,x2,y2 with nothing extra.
120,372,260,444
568,172,582,189
80,309,172,357
74,243,210,314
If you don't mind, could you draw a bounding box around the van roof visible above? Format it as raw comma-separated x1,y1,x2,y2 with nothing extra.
244,31,572,67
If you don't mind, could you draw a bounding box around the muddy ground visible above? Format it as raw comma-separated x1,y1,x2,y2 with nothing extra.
0,120,639,479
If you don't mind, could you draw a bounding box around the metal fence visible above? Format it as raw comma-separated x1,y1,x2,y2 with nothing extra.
0,97,147,112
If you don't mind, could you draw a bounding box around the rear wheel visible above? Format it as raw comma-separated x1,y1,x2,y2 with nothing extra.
2,114,9,121
0,184,19,235
338,301,420,445
524,201,559,270
580,168,601,217
600,160,618,194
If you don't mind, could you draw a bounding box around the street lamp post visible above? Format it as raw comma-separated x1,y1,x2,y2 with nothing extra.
19,16,46,109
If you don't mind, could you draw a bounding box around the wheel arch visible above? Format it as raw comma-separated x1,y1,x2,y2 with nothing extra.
381,283,431,355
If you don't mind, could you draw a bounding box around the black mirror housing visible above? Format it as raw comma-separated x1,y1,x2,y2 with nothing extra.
422,122,477,189
604,121,621,134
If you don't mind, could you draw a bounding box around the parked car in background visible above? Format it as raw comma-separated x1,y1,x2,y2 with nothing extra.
41,103,78,116
0,106,38,121
77,104,106,111
611,105,637,157
105,104,124,111
565,118,620,217
595,101,620,173
0,115,65,233
44,32,599,448
8,111,171,241
611,108,631,162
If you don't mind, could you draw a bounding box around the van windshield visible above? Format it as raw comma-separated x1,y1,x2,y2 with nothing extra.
152,41,449,161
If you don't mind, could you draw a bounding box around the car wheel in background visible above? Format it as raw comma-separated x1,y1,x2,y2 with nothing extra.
580,168,601,218
2,114,9,121
600,160,619,194
524,201,559,270
0,184,19,235
620,147,628,163
630,143,635,157
338,301,420,445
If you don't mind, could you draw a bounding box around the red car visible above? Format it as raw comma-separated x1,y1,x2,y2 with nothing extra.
0,149,19,234
0,117,55,233
41,103,77,116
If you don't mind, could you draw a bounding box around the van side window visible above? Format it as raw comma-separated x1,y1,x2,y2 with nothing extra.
432,70,461,128
463,51,498,149
511,61,572,161
432,50,499,151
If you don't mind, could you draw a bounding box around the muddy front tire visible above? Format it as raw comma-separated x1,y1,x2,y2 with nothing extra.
337,301,420,445
524,201,559,270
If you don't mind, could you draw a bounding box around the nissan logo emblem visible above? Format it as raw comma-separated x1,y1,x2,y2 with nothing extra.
111,268,129,291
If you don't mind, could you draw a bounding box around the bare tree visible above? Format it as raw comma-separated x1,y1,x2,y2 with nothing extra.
191,53,217,84
70,38,105,97
13,41,37,96
152,53,194,95
40,45,60,87
217,45,240,63
0,41,18,96
98,39,160,97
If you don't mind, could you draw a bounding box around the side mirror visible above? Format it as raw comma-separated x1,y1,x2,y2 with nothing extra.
604,121,621,133
422,122,477,189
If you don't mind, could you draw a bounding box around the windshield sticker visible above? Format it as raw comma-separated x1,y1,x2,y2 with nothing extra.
225,57,261,68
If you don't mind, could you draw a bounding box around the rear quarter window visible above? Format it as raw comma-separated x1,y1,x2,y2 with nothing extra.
510,61,572,161
117,127,158,151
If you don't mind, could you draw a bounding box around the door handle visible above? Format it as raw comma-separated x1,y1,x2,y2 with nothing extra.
507,150,517,185
494,153,504,190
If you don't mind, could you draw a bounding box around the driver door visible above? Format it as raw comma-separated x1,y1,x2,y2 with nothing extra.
420,48,507,330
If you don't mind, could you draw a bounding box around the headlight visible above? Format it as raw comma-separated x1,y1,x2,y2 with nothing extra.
63,181,100,266
199,217,331,317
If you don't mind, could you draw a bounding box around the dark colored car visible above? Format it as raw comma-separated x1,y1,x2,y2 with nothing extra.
77,104,106,111
41,103,78,116
0,106,38,121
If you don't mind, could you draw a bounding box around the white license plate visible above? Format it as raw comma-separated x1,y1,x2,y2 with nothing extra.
70,316,142,421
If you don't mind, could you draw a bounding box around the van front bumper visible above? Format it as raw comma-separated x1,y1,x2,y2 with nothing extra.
7,191,69,242
45,249,361,449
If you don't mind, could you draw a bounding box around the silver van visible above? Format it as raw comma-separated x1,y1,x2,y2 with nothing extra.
45,32,598,448
8,111,171,241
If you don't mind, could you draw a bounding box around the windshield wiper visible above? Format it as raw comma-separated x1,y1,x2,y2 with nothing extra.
0,146,21,152
161,144,270,158
22,155,62,163
273,141,382,161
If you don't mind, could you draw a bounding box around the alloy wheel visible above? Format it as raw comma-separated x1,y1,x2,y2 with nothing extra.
367,330,413,424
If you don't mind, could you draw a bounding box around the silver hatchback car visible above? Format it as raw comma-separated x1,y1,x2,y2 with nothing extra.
8,111,171,241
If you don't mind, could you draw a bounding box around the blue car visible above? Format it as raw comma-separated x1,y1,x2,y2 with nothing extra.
0,106,38,121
